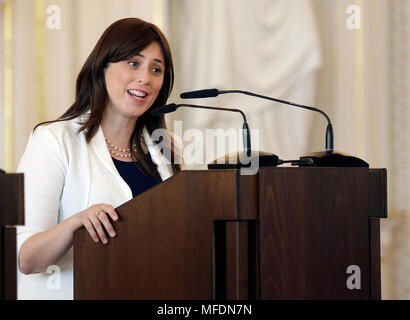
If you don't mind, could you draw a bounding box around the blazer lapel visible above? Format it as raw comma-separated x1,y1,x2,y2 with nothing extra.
143,127,174,181
90,126,133,195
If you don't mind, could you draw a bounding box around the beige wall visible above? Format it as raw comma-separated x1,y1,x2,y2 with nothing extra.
310,0,390,167
0,2,4,169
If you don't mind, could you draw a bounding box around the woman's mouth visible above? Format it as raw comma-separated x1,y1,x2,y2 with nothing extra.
127,89,148,101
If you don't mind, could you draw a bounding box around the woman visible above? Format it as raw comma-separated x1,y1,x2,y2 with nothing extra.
16,18,180,300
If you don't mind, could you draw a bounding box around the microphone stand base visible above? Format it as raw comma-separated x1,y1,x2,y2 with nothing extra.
207,151,280,169
300,150,369,167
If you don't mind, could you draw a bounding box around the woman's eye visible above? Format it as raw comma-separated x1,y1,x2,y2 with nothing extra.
128,61,138,67
152,67,163,73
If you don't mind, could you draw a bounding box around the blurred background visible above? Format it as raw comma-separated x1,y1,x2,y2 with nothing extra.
0,0,408,299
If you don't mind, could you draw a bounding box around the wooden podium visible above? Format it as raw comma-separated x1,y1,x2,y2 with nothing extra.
73,168,387,300
0,173,24,300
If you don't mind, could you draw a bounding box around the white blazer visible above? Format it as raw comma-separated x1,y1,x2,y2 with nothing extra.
16,114,175,300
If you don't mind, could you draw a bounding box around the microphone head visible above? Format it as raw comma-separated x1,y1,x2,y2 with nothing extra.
151,103,178,116
180,89,219,99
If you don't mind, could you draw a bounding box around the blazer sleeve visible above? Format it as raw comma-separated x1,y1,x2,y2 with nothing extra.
16,125,68,258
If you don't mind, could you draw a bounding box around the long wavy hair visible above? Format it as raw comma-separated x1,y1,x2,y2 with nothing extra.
36,18,180,178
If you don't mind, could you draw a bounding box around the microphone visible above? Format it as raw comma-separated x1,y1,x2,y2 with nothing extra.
181,89,334,151
180,89,219,99
151,103,178,116
180,88,368,167
151,103,281,169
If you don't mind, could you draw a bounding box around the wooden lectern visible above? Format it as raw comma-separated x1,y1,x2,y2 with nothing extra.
73,168,387,300
0,173,24,300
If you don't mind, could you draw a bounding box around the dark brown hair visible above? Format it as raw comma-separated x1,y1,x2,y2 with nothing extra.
36,18,180,178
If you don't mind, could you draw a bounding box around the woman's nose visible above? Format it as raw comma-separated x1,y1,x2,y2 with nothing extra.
136,69,150,85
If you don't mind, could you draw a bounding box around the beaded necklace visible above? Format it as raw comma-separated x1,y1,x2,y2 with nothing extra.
104,136,138,159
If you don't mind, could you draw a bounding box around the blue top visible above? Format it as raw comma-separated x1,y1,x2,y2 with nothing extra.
112,157,160,198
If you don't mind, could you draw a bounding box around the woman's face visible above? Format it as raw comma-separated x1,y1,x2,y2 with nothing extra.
104,41,165,121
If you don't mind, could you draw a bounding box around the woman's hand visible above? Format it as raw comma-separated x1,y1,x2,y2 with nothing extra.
69,204,119,244
19,204,119,274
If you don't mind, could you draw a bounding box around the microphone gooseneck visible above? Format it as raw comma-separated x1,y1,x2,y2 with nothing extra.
221,90,334,151
180,89,334,151
151,103,252,156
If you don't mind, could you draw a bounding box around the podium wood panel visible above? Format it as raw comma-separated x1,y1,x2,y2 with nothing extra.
0,173,24,226
0,173,24,300
74,168,386,300
74,170,257,299
259,168,370,299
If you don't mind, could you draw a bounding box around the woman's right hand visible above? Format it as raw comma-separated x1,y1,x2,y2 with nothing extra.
69,204,119,244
